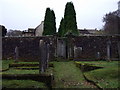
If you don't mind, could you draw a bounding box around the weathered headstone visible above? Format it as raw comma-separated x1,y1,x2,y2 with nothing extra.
39,40,45,73
46,44,50,68
14,46,19,62
39,40,49,73
74,46,82,59
57,39,66,58
107,40,111,61
97,52,100,59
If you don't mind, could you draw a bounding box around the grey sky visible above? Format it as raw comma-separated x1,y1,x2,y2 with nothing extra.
0,0,119,31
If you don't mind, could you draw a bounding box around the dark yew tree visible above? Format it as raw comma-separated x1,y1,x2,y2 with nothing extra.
103,12,120,35
58,18,65,37
63,2,79,36
43,8,56,35
51,10,56,34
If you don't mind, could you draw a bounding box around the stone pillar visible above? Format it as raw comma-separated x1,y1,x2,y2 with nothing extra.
107,40,111,61
0,25,2,60
67,33,74,59
54,34,58,58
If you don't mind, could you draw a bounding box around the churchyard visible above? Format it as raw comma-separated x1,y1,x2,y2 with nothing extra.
1,59,119,89
1,35,120,89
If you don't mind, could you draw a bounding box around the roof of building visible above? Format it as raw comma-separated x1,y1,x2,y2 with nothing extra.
79,29,98,34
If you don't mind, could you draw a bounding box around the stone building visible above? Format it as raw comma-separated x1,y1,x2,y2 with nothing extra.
22,21,44,37
78,28,101,36
22,28,35,37
35,21,44,36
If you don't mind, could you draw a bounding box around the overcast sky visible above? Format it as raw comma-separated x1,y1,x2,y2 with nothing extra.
0,0,119,31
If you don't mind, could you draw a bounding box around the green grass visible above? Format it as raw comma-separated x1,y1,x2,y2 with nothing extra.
13,66,39,68
2,69,39,74
76,61,119,88
2,80,47,88
75,61,119,68
52,61,95,88
1,60,39,74
15,61,39,64
2,60,14,70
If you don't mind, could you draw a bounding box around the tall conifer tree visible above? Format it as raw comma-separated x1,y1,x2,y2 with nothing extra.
43,8,56,35
58,2,79,36
58,18,65,37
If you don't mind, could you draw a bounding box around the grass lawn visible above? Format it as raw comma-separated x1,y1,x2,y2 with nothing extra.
1,60,39,75
76,61,119,88
2,60,14,70
2,60,119,88
2,60,46,88
14,61,39,64
2,80,47,88
52,61,96,88
2,69,39,74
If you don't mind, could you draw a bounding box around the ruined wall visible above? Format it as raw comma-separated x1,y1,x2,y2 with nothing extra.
2,37,55,61
2,36,119,61
74,36,119,60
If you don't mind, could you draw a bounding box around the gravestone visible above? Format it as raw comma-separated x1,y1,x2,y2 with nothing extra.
97,52,100,59
46,44,50,68
39,40,45,73
107,40,111,61
39,39,49,73
74,46,82,59
14,46,19,62
0,26,2,60
57,39,66,58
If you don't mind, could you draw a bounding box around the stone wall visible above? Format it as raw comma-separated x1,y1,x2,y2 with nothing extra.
73,36,119,60
2,35,119,61
2,37,55,61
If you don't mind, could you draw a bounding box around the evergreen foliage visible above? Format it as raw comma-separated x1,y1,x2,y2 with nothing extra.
58,2,79,36
58,18,65,37
43,8,56,35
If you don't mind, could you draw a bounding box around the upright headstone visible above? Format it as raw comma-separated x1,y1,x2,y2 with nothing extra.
39,40,49,73
74,46,82,59
14,46,19,62
57,39,66,58
107,40,111,61
0,25,2,60
97,52,100,59
39,40,45,73
46,44,50,68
